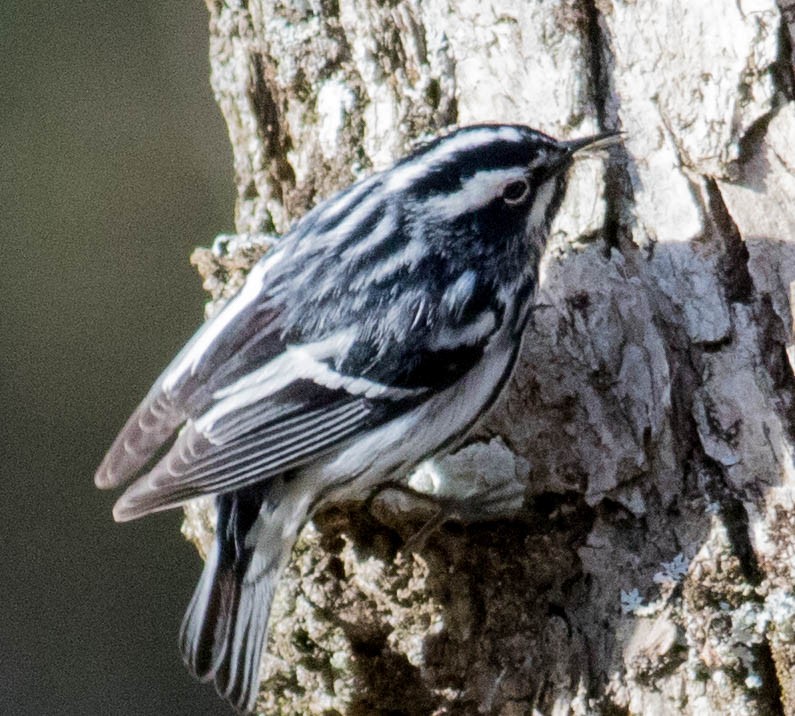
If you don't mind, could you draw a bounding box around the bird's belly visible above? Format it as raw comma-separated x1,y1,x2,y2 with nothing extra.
301,333,516,509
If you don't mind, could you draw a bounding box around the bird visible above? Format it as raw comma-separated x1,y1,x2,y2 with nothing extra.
95,123,616,713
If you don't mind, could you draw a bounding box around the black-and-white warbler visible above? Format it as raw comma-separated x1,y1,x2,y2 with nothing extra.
96,124,616,713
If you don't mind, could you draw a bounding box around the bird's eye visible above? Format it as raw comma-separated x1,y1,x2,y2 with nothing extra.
502,178,530,205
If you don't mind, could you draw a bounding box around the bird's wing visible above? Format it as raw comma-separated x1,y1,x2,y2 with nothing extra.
97,238,505,522
94,256,284,490
111,336,426,521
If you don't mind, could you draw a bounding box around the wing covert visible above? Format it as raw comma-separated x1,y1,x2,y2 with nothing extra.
112,373,420,521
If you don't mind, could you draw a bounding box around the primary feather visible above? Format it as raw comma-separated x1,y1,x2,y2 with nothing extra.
96,123,614,712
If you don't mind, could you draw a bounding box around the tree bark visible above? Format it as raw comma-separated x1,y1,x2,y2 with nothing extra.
185,1,795,713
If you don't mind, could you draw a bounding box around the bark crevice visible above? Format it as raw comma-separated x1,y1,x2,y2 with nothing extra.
581,0,626,253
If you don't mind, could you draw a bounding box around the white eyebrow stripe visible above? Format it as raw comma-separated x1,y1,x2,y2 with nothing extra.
385,126,525,193
419,168,527,220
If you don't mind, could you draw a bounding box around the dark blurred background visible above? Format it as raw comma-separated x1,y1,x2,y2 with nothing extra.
2,3,235,713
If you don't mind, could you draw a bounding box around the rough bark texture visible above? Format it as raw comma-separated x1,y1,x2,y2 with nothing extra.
184,1,795,713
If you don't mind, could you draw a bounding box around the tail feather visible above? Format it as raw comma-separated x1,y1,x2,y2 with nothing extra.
178,542,232,680
213,574,276,711
179,483,299,713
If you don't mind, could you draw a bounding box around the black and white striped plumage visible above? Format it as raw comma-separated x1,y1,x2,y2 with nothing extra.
96,124,613,713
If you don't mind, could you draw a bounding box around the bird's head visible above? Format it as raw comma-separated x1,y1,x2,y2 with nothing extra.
381,124,619,278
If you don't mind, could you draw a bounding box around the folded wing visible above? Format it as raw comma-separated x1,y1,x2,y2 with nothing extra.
105,317,427,521
96,245,502,523
111,377,405,521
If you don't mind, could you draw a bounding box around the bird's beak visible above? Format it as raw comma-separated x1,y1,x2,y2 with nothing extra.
541,131,622,179
564,131,624,157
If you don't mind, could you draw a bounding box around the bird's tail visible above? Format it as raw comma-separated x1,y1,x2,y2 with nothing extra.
179,481,299,713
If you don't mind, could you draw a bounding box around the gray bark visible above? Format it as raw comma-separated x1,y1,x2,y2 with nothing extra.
184,1,795,713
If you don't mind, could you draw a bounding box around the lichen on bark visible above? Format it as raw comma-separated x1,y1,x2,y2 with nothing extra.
183,1,795,713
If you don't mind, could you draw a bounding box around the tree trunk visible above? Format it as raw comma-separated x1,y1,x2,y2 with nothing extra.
185,1,795,713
